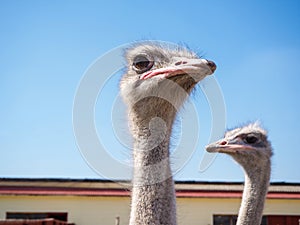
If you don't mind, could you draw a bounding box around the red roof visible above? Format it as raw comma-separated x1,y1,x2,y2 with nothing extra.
0,186,300,199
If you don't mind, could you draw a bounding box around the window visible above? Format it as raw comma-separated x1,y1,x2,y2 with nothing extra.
213,215,300,225
267,216,300,225
213,215,267,225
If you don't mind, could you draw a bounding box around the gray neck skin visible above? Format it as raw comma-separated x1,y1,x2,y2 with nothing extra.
235,157,271,225
128,98,177,225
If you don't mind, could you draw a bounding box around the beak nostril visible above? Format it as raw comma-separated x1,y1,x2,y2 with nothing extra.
175,61,188,66
220,141,227,145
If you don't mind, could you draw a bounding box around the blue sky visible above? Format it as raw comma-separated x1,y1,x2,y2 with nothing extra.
1,0,300,182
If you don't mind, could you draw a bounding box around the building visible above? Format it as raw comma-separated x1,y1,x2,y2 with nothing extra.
0,178,299,225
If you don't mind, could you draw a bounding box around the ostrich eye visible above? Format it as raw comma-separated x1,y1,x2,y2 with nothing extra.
244,135,258,144
132,55,154,74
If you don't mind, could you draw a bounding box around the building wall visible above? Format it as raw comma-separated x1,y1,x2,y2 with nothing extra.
177,198,300,225
0,195,300,225
0,196,130,225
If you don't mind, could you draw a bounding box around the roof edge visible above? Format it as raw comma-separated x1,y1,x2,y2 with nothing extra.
0,178,299,186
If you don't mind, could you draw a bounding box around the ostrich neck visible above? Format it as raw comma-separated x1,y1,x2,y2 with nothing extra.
129,99,177,225
237,159,271,225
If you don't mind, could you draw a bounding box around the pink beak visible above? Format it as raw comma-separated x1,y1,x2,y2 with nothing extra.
140,58,216,80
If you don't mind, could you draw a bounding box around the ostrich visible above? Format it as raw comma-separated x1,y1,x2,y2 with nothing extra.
120,43,216,225
206,122,273,225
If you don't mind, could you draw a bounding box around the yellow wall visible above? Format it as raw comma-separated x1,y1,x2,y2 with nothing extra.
0,195,130,225
177,198,300,225
0,195,300,225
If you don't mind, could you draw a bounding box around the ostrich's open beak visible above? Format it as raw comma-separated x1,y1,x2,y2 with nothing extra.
140,58,216,80
206,140,255,154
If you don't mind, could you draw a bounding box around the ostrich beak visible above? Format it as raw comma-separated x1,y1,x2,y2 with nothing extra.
140,58,216,80
206,140,255,153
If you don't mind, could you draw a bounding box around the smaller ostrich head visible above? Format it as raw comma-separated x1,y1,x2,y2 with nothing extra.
206,122,273,168
120,43,216,108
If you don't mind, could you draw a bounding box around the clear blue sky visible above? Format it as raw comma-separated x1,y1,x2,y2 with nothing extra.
1,0,300,182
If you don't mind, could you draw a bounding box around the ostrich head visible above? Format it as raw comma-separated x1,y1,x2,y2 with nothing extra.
120,43,216,111
206,122,273,169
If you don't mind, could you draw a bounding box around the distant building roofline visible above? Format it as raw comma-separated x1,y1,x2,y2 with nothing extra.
0,177,299,199
1,177,299,185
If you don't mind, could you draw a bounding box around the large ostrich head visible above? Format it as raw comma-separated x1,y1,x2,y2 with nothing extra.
120,43,216,112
